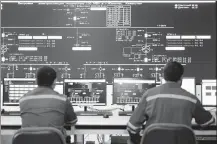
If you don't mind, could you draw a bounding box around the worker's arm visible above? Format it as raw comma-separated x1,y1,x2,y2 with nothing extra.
64,99,77,125
193,100,215,127
127,92,148,144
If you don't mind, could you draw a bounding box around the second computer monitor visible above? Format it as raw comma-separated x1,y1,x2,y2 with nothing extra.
2,78,36,107
201,79,216,107
113,78,156,105
161,77,195,95
181,77,196,95
64,79,107,106
1,78,64,111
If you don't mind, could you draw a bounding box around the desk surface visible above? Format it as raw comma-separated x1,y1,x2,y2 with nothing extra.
1,115,215,127
1,110,216,127
1,114,217,135
1,115,132,126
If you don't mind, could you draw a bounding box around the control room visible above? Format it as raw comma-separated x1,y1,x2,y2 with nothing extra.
0,1,216,144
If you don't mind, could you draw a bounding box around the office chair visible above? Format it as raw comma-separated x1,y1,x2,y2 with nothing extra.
12,127,67,144
140,123,197,144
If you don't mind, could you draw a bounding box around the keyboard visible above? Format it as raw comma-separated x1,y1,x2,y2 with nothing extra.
118,111,133,116
76,111,113,116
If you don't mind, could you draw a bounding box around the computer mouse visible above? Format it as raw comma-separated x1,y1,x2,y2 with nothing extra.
103,114,109,118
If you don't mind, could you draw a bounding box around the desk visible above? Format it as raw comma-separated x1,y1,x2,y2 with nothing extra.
1,115,217,144
1,115,217,135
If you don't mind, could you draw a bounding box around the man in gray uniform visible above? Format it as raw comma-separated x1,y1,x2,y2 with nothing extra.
19,66,77,143
127,61,215,144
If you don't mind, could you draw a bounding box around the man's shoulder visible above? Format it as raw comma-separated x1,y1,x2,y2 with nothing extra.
143,86,161,96
21,88,36,98
57,93,68,99
46,92,68,101
179,88,198,99
20,88,68,102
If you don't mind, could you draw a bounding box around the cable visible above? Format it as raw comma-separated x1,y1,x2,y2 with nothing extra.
87,106,122,113
120,105,126,111
97,134,102,144
86,106,100,112
84,134,89,141
87,105,126,112
209,107,216,111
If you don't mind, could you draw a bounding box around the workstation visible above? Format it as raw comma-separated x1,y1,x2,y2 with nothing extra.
1,78,217,143
1,1,217,144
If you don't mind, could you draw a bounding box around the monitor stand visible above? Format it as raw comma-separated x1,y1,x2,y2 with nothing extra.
132,105,135,111
1,109,5,114
84,106,87,112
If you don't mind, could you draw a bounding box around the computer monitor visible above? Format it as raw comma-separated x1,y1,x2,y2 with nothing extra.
2,78,36,111
113,78,156,105
1,78,64,111
54,84,64,95
201,79,216,107
161,77,196,95
64,79,107,106
181,77,196,95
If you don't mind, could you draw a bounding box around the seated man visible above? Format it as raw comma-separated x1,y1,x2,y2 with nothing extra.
127,61,215,144
19,66,77,143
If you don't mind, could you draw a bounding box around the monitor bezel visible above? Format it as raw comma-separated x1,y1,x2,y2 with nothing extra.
161,77,196,95
201,79,217,107
112,78,156,105
1,78,64,111
2,78,36,111
63,78,107,106
182,77,196,95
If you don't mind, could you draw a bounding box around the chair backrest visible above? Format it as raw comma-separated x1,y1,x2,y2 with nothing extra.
12,127,66,144
140,123,197,144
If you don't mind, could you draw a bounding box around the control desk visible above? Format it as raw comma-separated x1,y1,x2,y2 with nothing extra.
1,109,216,132
1,108,216,144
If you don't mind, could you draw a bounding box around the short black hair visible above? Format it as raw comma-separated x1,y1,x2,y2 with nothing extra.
163,61,184,82
36,66,57,87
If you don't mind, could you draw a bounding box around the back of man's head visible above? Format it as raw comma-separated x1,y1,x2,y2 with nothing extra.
36,66,57,87
163,61,184,82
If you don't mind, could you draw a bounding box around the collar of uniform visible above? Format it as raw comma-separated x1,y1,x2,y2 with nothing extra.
163,81,181,88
